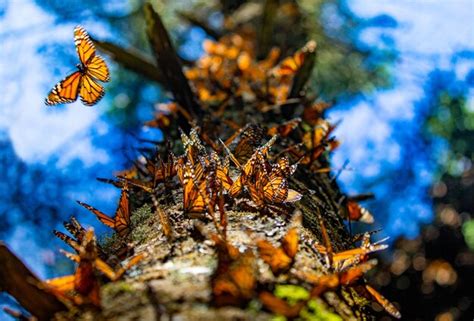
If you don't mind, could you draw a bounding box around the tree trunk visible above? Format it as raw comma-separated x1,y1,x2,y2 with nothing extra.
2,2,396,321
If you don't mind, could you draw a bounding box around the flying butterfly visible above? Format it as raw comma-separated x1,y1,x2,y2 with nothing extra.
45,26,110,106
53,216,107,260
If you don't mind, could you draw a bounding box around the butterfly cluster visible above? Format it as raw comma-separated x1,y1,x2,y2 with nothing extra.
86,122,397,318
3,13,400,320
146,34,372,225
136,31,396,318
67,32,393,318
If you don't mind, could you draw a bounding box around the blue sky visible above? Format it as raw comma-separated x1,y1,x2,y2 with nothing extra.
0,0,111,164
329,0,474,238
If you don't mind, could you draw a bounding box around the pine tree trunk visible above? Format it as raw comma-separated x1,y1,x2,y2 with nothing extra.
56,4,373,320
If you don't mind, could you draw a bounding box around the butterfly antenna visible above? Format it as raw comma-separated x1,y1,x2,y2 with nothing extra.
219,138,242,170
331,159,350,182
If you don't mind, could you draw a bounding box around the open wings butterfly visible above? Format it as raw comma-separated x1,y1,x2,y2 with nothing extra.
45,26,110,106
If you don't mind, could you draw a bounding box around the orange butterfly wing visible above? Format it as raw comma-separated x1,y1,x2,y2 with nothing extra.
346,200,374,224
53,230,81,252
45,275,76,294
76,201,115,229
85,55,110,82
114,186,131,236
339,259,377,285
262,174,288,203
79,73,105,106
257,239,292,274
257,227,299,275
74,26,96,66
45,71,82,106
213,249,256,306
365,285,401,319
281,227,299,258
267,118,301,137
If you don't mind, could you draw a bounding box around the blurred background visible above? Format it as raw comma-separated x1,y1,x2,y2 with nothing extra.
0,0,473,320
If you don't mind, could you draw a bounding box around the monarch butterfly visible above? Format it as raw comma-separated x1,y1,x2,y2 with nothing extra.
271,49,305,77
145,152,177,184
211,234,256,307
54,216,108,260
259,291,306,318
212,153,233,191
303,102,331,125
343,199,375,224
46,229,144,307
181,159,207,214
247,156,302,209
317,236,387,272
45,26,110,106
307,216,401,318
267,118,301,137
228,135,277,197
76,184,131,236
232,125,265,165
256,226,299,275
365,285,402,319
46,229,102,306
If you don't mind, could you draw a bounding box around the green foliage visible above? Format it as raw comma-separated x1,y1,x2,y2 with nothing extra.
462,219,474,250
299,0,393,100
274,284,310,304
300,300,343,321
271,285,343,321
131,204,153,227
426,89,474,177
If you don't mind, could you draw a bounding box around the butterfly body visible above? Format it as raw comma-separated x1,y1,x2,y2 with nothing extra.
45,26,110,106
76,63,85,73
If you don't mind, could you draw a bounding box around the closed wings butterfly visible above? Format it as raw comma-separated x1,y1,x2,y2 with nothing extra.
76,185,131,236
45,26,110,106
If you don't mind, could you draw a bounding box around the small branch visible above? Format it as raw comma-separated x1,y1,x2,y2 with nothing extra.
0,243,67,321
288,40,317,99
282,40,317,118
257,0,279,59
92,38,165,85
144,3,203,123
